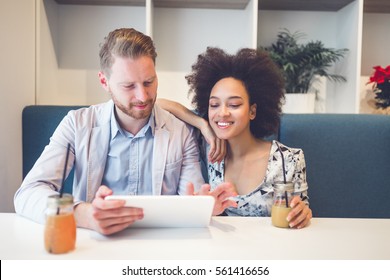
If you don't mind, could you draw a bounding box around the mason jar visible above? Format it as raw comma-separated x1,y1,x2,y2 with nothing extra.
44,194,76,254
271,182,294,228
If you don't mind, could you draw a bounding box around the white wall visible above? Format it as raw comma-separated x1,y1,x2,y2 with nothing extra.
0,0,35,212
361,13,390,76
359,12,390,113
329,0,362,113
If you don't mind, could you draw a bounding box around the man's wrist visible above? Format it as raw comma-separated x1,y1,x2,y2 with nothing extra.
73,202,92,229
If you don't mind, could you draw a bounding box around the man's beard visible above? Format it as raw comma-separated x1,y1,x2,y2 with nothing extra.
111,94,155,120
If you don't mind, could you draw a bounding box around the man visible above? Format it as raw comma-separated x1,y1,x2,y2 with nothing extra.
14,28,236,235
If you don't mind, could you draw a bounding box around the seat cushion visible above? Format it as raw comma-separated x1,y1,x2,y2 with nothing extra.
22,105,85,194
279,114,390,218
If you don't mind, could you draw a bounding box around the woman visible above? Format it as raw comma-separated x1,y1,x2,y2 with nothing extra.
158,47,312,228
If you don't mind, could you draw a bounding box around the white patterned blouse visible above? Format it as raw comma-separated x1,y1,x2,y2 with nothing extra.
207,140,309,217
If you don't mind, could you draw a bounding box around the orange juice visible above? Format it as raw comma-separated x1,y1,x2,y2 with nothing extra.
45,212,76,254
44,194,76,254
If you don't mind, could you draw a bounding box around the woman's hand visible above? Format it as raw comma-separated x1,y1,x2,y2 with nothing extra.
287,196,312,229
157,98,226,163
199,119,226,163
187,182,237,216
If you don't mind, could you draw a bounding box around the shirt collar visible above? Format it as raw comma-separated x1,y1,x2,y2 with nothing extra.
110,105,155,139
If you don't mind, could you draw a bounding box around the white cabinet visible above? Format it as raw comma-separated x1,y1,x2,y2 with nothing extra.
37,0,148,105
38,0,259,107
258,1,363,113
37,0,388,113
152,1,258,106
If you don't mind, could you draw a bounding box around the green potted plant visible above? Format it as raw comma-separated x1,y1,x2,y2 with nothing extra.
259,29,348,113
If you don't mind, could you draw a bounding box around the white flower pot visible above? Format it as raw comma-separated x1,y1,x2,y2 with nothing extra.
283,93,316,114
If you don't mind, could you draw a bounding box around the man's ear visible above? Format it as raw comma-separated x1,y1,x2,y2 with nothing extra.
98,71,109,92
249,103,257,120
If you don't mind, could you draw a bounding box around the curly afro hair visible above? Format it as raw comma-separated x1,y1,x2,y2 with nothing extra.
186,47,285,138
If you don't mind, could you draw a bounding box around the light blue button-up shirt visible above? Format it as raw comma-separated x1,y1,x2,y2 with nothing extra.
101,107,154,195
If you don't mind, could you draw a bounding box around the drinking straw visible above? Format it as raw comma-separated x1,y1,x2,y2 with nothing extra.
285,191,289,208
59,143,71,198
275,142,289,207
57,143,71,215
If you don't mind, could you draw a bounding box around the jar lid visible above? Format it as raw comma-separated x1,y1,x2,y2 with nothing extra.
47,193,74,207
273,182,294,192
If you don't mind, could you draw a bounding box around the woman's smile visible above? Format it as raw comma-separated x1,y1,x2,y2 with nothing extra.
216,121,234,129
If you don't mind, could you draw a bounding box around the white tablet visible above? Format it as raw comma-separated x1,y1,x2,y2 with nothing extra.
105,195,215,228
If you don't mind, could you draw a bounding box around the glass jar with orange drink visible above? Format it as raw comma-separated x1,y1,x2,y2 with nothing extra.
44,193,76,254
271,182,294,228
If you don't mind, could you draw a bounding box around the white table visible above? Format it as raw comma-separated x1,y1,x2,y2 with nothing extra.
1,213,389,260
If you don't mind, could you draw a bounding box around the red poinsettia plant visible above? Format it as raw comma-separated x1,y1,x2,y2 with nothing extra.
367,65,390,109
